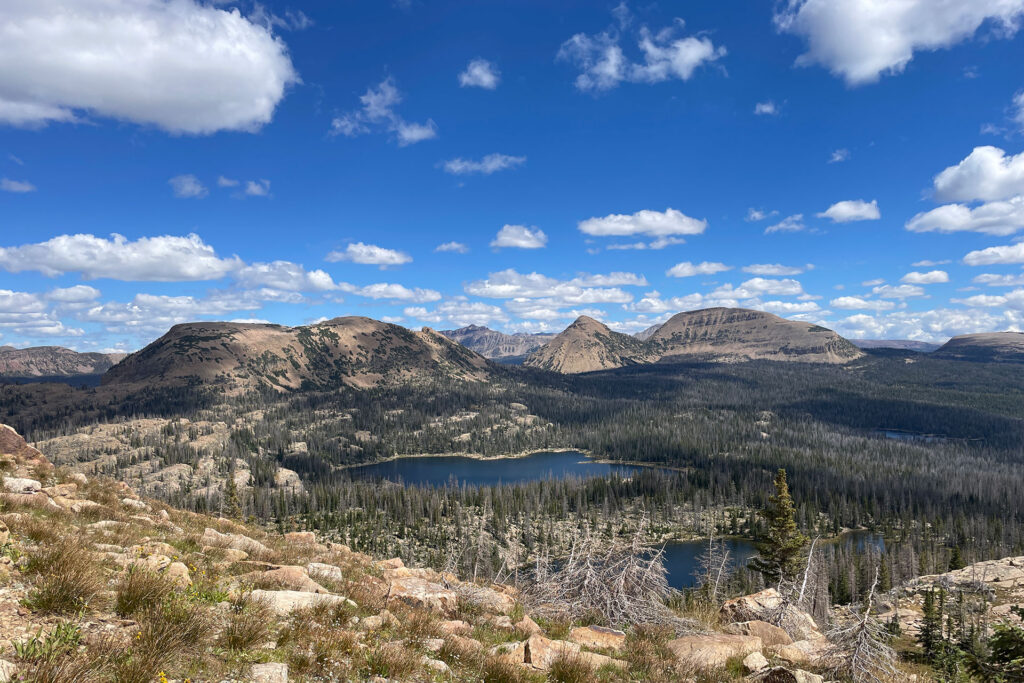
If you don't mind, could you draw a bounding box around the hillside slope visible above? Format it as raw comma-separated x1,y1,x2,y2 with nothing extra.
0,424,839,682
102,317,491,391
932,331,1024,363
0,345,125,378
523,316,655,373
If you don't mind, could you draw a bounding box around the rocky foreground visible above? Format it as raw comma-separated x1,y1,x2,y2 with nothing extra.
0,423,845,681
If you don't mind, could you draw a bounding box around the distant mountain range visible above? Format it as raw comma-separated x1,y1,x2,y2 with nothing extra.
0,345,125,379
525,308,865,374
439,324,555,362
851,339,941,352
10,311,1023,389
103,317,491,390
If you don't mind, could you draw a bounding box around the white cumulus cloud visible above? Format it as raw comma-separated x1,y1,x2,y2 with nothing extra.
168,174,207,199
458,59,500,89
774,0,1024,86
666,261,731,278
830,296,897,311
490,225,548,249
0,233,241,281
742,263,808,276
933,146,1024,202
578,208,706,239
0,0,298,133
754,101,779,116
330,78,437,146
326,242,412,267
907,197,1024,235
901,270,949,284
764,214,805,234
963,242,1024,265
435,241,469,254
558,12,725,92
818,199,880,223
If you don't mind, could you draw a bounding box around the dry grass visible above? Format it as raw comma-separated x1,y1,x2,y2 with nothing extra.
114,567,174,617
548,651,596,683
621,624,686,683
363,643,421,680
23,535,102,614
218,592,275,651
479,654,534,683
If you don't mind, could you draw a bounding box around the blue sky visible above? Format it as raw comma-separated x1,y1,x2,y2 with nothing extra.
2,0,1024,352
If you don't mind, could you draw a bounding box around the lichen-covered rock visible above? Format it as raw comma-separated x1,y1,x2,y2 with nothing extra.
721,589,822,641
202,527,271,557
726,620,793,646
387,577,458,615
667,634,763,669
743,651,769,672
2,477,41,494
249,662,288,682
569,625,627,652
250,589,355,616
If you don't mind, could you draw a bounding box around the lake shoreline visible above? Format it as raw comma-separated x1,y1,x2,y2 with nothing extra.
339,446,590,470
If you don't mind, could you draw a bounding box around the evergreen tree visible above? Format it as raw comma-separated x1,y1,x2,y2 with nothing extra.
948,546,966,571
750,469,809,585
918,588,943,658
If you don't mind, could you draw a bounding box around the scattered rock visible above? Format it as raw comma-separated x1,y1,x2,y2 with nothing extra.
727,620,793,646
361,610,400,631
520,634,624,671
569,625,627,652
243,565,326,593
721,589,822,641
377,557,404,570
0,659,16,683
307,562,343,582
387,576,457,615
486,615,514,631
0,521,8,547
743,651,770,672
515,615,543,637
756,667,825,683
201,527,271,557
122,498,150,512
250,589,355,616
249,662,288,682
2,477,41,494
667,634,763,669
438,619,472,636
422,656,450,675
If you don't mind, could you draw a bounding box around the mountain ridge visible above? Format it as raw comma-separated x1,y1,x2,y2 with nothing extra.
0,345,126,379
932,331,1024,363
102,317,491,391
439,324,555,361
524,307,864,374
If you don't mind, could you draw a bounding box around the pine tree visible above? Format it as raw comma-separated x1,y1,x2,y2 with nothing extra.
918,588,943,658
750,469,809,585
948,546,966,571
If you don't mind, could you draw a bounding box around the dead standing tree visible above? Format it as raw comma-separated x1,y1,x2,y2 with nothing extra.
525,518,696,632
825,565,902,683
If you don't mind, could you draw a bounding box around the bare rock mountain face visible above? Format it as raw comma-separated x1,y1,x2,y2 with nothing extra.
439,324,555,361
932,331,1024,363
103,317,491,391
0,345,125,378
525,308,864,374
524,316,655,374
648,308,864,364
